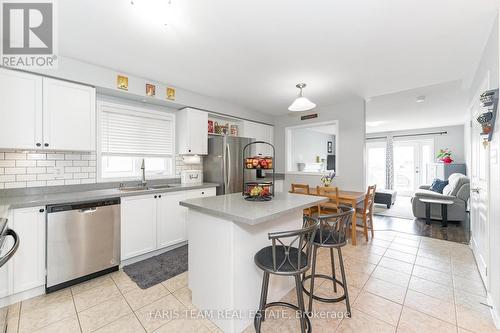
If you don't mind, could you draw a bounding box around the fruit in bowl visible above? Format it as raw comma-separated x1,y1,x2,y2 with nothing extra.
248,185,270,197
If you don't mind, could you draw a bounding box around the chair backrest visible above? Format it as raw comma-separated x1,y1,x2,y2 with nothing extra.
291,183,310,195
266,216,320,274
317,206,354,247
317,186,339,206
362,185,377,215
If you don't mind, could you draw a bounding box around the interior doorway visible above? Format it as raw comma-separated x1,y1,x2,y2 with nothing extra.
393,139,434,196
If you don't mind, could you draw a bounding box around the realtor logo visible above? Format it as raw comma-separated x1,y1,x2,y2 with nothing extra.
1,0,57,68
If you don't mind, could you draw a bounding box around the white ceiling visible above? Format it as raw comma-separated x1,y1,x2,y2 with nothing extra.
58,0,500,115
366,80,469,133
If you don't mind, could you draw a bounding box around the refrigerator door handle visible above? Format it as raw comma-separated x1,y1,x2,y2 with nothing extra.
222,140,228,193
226,143,231,188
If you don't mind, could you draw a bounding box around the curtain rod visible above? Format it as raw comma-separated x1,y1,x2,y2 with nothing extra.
366,131,447,140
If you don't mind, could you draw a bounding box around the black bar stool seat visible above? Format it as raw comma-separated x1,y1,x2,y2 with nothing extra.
253,217,320,333
301,206,354,316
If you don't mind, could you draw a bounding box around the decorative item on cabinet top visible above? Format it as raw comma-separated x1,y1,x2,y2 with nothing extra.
167,87,176,100
117,75,129,91
146,83,156,97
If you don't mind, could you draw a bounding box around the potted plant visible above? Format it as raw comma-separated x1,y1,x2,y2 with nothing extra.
320,171,336,186
437,148,453,164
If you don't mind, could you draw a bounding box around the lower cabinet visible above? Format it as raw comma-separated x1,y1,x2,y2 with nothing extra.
0,206,46,298
121,188,216,261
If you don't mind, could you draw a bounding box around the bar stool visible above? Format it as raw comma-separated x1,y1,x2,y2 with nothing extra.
301,206,354,316
254,216,320,333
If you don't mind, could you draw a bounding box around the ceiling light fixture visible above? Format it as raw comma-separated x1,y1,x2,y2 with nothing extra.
288,83,316,112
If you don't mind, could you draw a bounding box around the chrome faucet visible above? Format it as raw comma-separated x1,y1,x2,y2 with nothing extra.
140,158,147,187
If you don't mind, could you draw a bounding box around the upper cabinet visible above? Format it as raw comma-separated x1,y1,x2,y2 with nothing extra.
177,108,208,155
43,78,96,151
0,68,96,151
243,121,274,156
0,68,43,150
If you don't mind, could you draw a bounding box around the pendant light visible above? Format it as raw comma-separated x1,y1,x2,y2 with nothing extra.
288,83,316,112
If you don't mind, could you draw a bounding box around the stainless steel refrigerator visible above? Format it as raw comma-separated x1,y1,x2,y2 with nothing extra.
204,135,254,195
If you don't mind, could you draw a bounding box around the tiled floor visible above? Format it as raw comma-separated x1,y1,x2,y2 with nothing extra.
2,230,498,333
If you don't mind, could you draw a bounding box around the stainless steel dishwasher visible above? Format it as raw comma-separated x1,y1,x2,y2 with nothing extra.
46,198,120,292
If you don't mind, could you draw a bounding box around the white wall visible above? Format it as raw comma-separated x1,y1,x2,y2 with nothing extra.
468,12,500,326
366,125,466,163
29,56,274,125
274,98,366,192
290,128,335,171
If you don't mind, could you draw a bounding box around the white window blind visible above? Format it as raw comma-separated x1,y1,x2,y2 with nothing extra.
100,107,173,156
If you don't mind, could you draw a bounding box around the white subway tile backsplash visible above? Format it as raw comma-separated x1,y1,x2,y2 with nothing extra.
65,179,80,185
37,160,55,167
46,153,65,160
88,160,96,167
73,160,89,167
82,154,96,161
26,167,46,174
16,174,37,181
73,173,89,179
5,152,26,160
80,178,96,184
65,166,81,173
65,154,81,160
5,167,26,175
27,181,47,187
81,166,96,173
0,153,4,160
27,153,46,160
16,160,37,167
0,160,15,167
4,182,26,189
0,175,15,182
37,174,56,181
0,168,3,174
46,180,65,186
55,160,73,167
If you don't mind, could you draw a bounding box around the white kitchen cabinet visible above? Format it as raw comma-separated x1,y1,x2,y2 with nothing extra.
157,191,187,249
121,195,157,260
43,78,96,151
11,207,46,294
0,221,13,299
243,121,274,156
0,68,96,151
177,108,208,155
0,68,43,149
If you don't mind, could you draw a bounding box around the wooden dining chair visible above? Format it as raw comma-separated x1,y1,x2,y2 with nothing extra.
291,184,317,216
316,186,340,215
356,185,377,241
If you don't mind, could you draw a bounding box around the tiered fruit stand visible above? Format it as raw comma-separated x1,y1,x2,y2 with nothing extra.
242,141,275,201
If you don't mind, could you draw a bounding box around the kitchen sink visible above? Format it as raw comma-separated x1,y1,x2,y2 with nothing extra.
148,184,176,190
118,185,149,192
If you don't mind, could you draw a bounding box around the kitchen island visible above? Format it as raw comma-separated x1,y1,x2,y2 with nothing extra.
180,192,327,332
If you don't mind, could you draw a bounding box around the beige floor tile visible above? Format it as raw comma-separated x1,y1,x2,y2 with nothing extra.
394,233,420,241
408,276,453,302
353,291,402,326
411,265,452,286
364,277,407,304
336,308,396,333
110,270,140,294
162,272,188,293
454,289,491,316
153,318,211,333
135,294,187,332
378,257,413,275
456,304,499,333
173,287,195,309
389,243,418,255
71,275,113,295
392,237,420,248
342,270,371,290
123,284,170,311
417,249,450,262
32,314,81,333
253,305,302,333
73,278,122,312
373,232,397,242
453,275,486,297
384,249,416,264
403,290,456,325
93,313,145,333
371,266,411,288
397,306,456,333
312,280,361,306
414,256,452,274
369,238,392,248
6,302,20,333
22,288,72,311
18,291,76,333
78,295,132,333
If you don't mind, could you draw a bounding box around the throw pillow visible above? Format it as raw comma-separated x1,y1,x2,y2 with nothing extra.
429,179,449,194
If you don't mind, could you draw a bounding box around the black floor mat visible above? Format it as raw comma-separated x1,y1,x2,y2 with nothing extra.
123,245,188,289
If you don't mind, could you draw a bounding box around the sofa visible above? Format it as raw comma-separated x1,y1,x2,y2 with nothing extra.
411,173,470,222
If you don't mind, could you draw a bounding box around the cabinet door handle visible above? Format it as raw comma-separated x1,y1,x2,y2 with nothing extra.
201,192,205,195
44,143,49,147
154,195,157,199
158,195,162,198
39,208,45,213
36,143,41,147
188,149,192,152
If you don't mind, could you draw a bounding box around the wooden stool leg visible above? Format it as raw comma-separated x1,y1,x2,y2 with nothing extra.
362,212,368,241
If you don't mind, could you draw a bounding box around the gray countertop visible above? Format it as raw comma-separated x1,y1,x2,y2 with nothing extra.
2,183,219,209
180,192,327,225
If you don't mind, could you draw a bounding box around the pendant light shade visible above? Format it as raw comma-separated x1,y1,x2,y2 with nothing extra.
288,83,316,112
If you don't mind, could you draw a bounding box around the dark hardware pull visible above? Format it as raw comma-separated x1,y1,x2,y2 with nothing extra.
202,192,205,194
154,195,157,199
158,195,162,198
44,143,49,147
188,149,191,152
36,143,41,147
39,208,45,213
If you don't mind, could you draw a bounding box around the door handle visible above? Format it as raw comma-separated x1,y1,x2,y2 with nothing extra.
0,229,19,268
226,143,231,188
472,188,480,194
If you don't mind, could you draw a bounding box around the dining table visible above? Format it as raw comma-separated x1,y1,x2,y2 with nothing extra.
290,188,366,246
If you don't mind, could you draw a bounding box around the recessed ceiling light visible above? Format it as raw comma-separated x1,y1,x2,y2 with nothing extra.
416,95,426,103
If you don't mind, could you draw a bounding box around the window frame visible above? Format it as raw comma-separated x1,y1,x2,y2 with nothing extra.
96,101,176,182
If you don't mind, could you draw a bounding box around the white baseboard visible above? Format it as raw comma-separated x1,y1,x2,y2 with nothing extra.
0,286,45,308
487,293,500,329
120,241,187,267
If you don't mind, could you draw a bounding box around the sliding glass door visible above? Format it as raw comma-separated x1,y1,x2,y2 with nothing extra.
393,139,433,196
366,141,386,189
